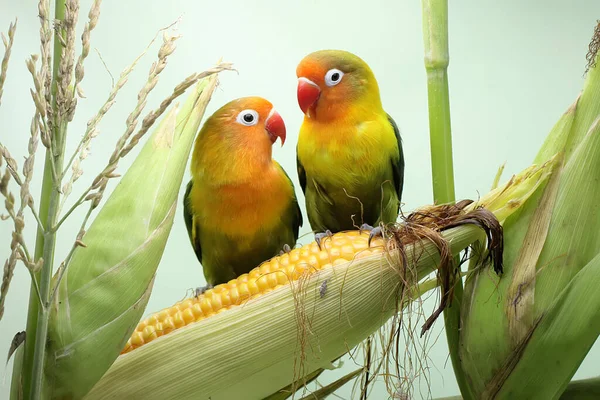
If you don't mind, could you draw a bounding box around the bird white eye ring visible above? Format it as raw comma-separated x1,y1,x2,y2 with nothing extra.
236,109,259,126
324,68,344,87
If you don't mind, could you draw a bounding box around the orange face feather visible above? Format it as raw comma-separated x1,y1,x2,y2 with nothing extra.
191,97,286,186
296,50,383,122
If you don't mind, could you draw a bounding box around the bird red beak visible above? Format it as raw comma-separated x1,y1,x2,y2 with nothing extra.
297,77,320,115
265,109,286,146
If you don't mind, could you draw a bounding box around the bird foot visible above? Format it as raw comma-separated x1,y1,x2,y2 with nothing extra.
359,223,384,247
368,227,383,247
315,230,333,250
194,284,214,297
279,243,292,255
359,223,374,234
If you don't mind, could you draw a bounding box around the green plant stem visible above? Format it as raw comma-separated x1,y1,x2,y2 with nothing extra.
21,1,67,399
421,1,472,399
422,0,455,202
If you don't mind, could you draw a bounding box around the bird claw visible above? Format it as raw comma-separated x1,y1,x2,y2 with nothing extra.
194,284,213,297
359,223,374,234
279,243,292,255
367,227,383,247
315,230,333,250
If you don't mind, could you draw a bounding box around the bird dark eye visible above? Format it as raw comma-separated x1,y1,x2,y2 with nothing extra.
236,109,259,126
325,68,344,87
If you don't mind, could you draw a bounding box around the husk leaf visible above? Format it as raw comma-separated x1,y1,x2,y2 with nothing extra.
459,44,600,398
46,75,219,399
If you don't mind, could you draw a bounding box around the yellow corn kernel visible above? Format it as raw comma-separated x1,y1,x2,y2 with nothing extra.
237,282,250,299
121,230,386,354
289,251,301,263
259,262,272,275
247,279,260,295
316,251,331,263
130,331,144,347
249,268,262,280
192,303,203,318
199,297,212,314
327,247,341,258
210,294,223,311
333,258,349,266
182,308,195,324
162,318,175,335
172,312,186,328
228,286,240,304
267,272,279,288
256,275,270,292
275,271,288,285
305,255,319,269
321,262,333,271
157,309,169,321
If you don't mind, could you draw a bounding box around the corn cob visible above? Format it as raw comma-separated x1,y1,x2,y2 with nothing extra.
122,231,385,354
88,155,549,400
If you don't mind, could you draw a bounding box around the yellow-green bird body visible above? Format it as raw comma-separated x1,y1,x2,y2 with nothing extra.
296,50,404,233
184,97,302,286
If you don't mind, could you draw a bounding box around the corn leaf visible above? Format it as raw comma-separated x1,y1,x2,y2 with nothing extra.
491,251,600,399
459,45,600,398
47,75,219,399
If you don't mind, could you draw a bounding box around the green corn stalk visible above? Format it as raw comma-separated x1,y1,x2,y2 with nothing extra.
37,76,219,399
421,1,470,398
21,1,69,397
458,25,600,399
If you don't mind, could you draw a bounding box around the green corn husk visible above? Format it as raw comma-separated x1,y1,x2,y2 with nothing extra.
45,75,219,399
458,42,600,398
82,159,553,400
84,227,482,400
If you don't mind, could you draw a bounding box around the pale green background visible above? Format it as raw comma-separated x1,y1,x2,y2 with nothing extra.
1,0,599,399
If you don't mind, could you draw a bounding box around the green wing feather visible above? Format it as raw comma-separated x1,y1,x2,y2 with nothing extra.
277,164,303,240
296,145,307,195
387,113,405,204
183,180,202,263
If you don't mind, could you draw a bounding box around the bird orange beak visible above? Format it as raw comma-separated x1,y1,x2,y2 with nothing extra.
265,109,286,146
297,77,320,116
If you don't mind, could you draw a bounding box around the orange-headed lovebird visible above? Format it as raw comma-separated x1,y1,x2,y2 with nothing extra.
295,50,404,244
184,97,303,291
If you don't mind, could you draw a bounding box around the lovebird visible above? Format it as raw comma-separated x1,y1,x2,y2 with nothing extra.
184,97,303,290
295,50,404,244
